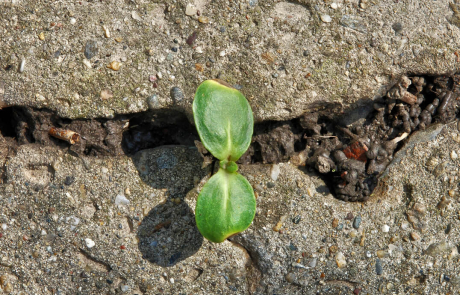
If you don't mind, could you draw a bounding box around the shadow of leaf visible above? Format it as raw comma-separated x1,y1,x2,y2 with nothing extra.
132,145,209,267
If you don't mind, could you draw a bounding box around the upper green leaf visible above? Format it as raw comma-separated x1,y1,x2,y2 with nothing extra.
193,79,254,161
195,168,256,243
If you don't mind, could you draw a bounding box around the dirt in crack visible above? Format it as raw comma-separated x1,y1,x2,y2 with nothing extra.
238,74,460,201
0,74,458,201
0,107,198,157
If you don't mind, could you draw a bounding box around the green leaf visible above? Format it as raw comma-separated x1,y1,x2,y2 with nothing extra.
195,168,256,243
193,79,254,161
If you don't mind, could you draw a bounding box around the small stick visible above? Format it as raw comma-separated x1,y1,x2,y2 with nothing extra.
49,127,81,144
337,126,359,140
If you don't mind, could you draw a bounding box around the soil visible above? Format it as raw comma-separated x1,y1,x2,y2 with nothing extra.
241,75,460,202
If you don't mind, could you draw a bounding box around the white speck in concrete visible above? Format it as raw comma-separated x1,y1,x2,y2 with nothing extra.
115,194,130,205
321,14,332,23
85,238,95,248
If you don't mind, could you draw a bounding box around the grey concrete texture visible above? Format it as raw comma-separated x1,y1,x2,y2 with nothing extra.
0,145,251,294
1,0,460,294
0,122,460,294
1,0,460,121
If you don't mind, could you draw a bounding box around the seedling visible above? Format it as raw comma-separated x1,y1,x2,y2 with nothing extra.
193,79,256,243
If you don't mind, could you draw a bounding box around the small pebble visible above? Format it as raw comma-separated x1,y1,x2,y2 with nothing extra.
219,51,226,57
292,262,307,269
120,285,130,292
289,243,298,251
330,3,338,9
170,87,184,102
147,94,160,109
309,258,317,268
345,212,354,220
329,245,338,254
400,221,409,230
102,25,110,38
273,215,287,232
444,274,450,282
376,250,387,258
100,89,113,100
445,223,452,234
413,203,426,214
3,282,12,292
107,61,121,71
320,14,332,23
375,259,383,275
171,47,178,52
198,16,209,23
382,224,389,233
270,164,280,181
185,3,197,16
450,150,458,160
64,176,75,186
392,22,403,33
186,32,198,46
84,40,98,59
332,218,339,228
83,59,92,69
131,11,142,21
115,194,130,205
19,59,26,73
39,32,45,40
292,215,301,224
170,278,174,284
424,241,452,256
272,73,278,78
410,231,420,241
353,216,362,229
335,252,346,268
285,273,295,283
267,182,275,188
85,238,95,248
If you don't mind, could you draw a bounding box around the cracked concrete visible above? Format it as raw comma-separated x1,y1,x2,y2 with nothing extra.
1,0,460,122
1,0,460,294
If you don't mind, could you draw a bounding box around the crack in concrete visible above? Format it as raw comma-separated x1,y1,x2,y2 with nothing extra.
0,74,458,202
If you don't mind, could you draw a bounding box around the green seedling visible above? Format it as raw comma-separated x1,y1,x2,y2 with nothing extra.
193,79,256,243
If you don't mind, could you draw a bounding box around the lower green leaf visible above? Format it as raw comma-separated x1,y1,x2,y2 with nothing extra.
195,168,256,243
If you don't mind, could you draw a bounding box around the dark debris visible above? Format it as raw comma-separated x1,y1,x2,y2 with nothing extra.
239,74,459,202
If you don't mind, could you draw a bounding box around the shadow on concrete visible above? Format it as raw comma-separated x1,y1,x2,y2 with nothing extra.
132,145,209,267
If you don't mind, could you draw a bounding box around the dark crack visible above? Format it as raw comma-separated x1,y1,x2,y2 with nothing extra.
78,248,112,272
0,74,458,201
